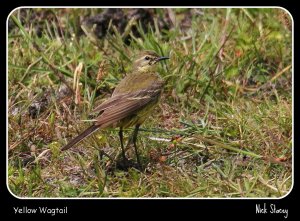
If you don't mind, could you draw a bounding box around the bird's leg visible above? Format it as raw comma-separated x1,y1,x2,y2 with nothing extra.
132,124,142,169
126,132,134,148
119,127,127,164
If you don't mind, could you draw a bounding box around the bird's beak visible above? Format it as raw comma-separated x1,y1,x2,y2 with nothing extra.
155,56,170,62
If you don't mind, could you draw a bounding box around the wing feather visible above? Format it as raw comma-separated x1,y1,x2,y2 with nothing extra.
95,81,163,128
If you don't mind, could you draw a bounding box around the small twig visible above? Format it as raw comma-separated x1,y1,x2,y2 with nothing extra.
264,65,291,87
32,149,51,164
258,175,278,192
240,64,292,95
73,62,84,104
194,135,263,159
148,137,171,142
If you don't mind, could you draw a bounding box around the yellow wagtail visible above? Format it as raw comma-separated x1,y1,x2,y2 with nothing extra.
61,50,169,169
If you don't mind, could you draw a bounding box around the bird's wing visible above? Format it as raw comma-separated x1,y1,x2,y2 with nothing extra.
95,81,163,128
91,94,128,113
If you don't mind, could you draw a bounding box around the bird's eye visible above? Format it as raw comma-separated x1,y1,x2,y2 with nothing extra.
145,56,150,60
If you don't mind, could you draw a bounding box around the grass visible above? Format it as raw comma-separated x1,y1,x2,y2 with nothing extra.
7,8,292,198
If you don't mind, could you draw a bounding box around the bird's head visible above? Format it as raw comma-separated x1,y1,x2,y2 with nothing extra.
132,50,169,73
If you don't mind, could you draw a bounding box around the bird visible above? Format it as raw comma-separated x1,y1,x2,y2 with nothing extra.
61,50,169,169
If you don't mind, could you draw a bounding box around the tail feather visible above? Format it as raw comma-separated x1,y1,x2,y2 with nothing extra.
61,124,100,151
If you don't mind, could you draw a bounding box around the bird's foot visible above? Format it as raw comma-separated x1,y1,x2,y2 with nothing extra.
115,157,143,171
116,157,133,170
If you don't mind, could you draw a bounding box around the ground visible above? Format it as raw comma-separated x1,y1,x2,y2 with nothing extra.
8,8,292,198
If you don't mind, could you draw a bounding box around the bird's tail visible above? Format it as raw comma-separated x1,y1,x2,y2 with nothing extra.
61,124,100,151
